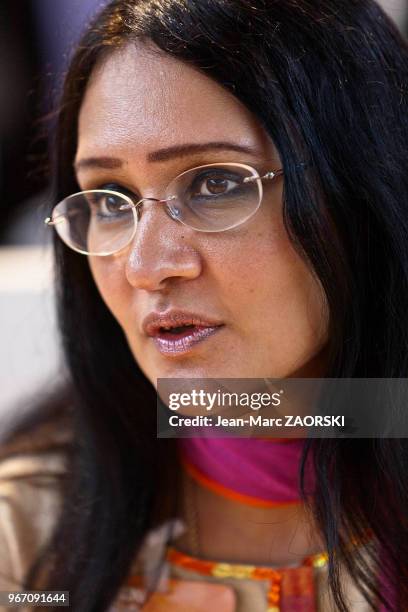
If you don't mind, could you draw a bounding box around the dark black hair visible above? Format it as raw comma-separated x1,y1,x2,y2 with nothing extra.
17,1,408,610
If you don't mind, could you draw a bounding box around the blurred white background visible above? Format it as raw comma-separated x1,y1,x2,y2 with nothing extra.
0,246,64,423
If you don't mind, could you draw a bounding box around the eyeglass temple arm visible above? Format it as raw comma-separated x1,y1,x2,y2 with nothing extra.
45,213,76,226
44,216,64,226
243,168,284,184
45,208,82,226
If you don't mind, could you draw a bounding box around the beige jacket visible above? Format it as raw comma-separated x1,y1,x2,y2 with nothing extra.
0,417,376,612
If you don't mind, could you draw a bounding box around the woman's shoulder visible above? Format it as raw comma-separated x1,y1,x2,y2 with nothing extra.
0,388,74,482
0,391,73,589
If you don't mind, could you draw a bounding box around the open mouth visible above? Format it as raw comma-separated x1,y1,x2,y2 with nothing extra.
142,310,224,356
159,324,197,338
154,323,223,355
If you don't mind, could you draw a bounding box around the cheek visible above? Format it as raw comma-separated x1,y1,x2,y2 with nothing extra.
248,235,326,336
207,213,328,365
208,203,299,303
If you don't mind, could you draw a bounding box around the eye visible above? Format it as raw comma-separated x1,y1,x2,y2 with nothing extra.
189,170,243,199
89,184,134,219
91,192,124,218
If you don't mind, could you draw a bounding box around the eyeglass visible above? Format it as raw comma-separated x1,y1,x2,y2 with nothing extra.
44,162,284,256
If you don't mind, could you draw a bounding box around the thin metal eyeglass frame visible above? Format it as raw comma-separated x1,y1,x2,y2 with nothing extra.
44,162,284,256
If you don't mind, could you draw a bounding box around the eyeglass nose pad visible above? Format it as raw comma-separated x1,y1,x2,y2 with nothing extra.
164,196,182,222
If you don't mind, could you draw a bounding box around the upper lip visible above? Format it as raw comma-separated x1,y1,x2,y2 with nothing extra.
142,310,224,337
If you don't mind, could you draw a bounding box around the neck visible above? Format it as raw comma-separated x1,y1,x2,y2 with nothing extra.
174,437,322,566
175,466,324,567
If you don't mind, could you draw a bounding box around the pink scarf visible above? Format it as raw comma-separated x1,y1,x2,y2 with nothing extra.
178,437,315,507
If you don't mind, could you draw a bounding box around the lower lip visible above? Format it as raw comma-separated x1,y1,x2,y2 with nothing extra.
152,325,223,356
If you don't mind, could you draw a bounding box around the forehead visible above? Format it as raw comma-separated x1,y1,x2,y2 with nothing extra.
77,42,275,162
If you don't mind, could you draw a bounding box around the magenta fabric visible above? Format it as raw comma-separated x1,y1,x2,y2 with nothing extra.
178,437,315,503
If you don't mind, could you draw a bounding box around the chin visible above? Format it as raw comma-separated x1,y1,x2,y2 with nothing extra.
148,363,227,382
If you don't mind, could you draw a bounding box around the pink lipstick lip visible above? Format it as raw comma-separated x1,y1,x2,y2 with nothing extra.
153,324,223,356
142,310,224,338
142,310,224,356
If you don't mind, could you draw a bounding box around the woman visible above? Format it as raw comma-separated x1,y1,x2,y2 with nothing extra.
0,0,407,610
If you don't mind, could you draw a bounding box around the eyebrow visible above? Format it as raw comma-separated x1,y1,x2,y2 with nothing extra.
74,141,259,172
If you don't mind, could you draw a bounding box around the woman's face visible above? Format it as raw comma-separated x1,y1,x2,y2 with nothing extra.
75,43,328,385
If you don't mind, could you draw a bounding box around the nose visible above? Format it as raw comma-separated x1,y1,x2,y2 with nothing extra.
124,198,202,291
